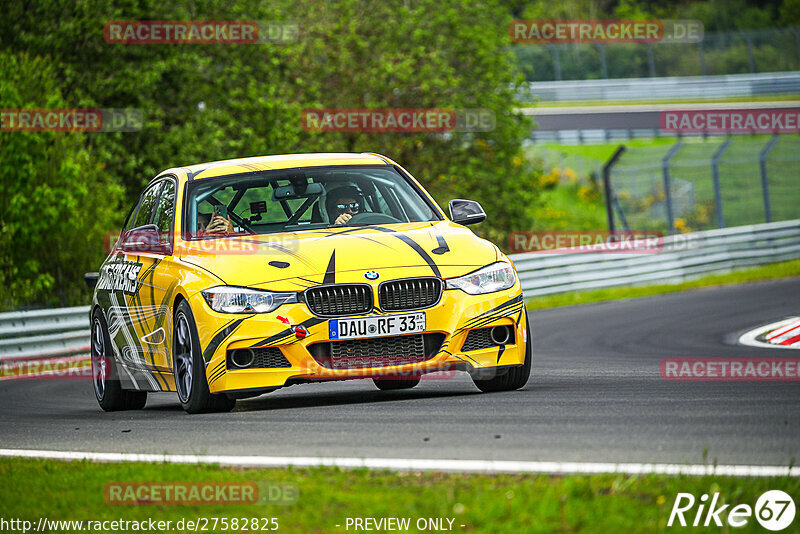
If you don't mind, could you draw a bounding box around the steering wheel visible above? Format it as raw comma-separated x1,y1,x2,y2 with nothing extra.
345,212,402,225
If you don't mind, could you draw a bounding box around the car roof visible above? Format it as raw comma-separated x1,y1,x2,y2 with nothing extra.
159,153,395,181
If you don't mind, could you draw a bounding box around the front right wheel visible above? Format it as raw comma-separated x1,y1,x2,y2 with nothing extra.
471,312,532,393
173,300,236,414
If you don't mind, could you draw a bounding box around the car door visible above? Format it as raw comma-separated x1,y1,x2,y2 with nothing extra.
106,179,173,391
143,177,180,374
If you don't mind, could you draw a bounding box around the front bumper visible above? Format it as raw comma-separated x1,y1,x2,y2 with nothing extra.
188,285,527,395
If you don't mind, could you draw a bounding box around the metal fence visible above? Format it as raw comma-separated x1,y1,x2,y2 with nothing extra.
604,135,800,233
0,306,90,362
514,27,800,82
510,219,800,296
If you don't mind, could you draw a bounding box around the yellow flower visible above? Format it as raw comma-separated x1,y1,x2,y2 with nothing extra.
577,185,597,203
675,218,691,233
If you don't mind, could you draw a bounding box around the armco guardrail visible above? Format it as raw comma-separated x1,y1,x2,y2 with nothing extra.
0,306,90,361
510,220,800,297
525,72,800,102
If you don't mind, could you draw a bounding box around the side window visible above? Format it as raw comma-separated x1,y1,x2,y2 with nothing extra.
153,179,176,241
115,205,136,251
131,182,163,229
120,204,136,234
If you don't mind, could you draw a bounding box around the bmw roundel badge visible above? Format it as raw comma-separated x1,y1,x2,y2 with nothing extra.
364,270,380,281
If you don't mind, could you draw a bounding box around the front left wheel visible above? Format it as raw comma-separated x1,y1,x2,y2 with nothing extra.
91,309,147,411
173,300,236,414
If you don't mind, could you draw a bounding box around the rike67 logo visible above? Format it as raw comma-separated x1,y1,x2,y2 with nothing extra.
668,490,796,530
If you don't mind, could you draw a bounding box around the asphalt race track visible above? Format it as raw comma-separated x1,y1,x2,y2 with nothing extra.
1,278,798,466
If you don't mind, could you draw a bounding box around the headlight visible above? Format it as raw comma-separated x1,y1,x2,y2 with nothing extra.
202,286,298,313
445,262,516,295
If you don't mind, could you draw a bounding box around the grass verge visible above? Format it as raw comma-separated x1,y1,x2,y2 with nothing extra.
0,458,798,533
526,258,800,311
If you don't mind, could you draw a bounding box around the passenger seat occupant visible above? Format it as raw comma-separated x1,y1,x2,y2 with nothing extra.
326,186,365,226
197,212,234,236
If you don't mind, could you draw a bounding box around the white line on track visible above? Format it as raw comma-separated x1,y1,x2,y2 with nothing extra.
739,318,800,350
0,449,796,477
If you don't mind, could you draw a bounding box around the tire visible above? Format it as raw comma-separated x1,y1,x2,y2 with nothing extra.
173,300,236,414
471,312,532,393
373,377,420,391
91,309,147,411
124,390,148,409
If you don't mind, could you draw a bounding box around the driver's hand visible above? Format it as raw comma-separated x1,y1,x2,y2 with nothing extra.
334,213,352,226
206,215,232,235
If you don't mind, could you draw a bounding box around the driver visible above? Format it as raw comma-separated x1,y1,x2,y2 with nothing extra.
326,186,365,226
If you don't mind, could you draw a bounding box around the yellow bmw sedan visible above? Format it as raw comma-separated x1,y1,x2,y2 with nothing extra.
87,153,530,413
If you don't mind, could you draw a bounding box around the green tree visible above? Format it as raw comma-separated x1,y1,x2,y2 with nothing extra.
1,0,539,309
0,52,124,309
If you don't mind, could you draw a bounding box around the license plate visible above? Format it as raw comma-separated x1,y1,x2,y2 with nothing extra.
328,313,426,340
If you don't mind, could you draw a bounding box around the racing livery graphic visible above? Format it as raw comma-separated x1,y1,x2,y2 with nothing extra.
88,153,531,413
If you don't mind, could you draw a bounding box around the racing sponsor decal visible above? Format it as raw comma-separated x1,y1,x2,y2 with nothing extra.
208,360,227,386
430,227,450,255
250,317,327,348
323,251,337,284
96,260,143,295
456,294,524,334
496,344,506,364
337,226,443,278
202,316,253,362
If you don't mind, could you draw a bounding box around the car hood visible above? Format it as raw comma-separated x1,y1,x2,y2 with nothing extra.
176,221,499,291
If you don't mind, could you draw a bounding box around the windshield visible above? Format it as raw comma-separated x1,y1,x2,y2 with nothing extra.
182,165,440,238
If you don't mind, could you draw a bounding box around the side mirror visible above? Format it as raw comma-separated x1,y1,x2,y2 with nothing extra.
120,224,171,254
449,199,486,225
84,272,99,290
